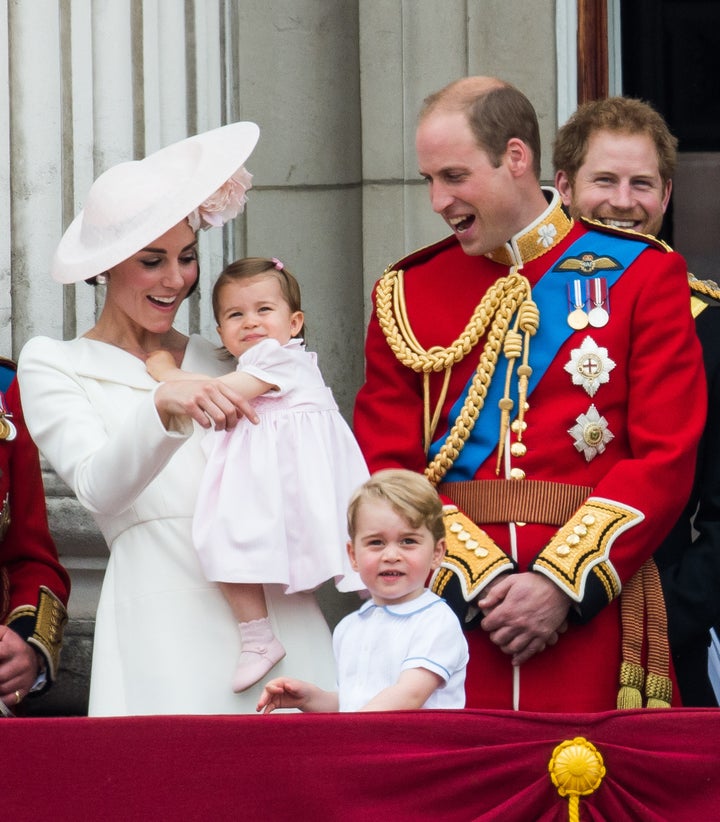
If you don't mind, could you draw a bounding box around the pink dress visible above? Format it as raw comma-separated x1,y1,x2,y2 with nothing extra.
193,338,368,593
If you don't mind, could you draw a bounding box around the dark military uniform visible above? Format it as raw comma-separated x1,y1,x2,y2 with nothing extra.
655,278,720,706
0,359,70,691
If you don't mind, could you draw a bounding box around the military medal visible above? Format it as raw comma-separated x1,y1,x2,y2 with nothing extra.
0,394,16,441
564,336,616,397
568,403,614,462
567,280,589,330
587,278,609,328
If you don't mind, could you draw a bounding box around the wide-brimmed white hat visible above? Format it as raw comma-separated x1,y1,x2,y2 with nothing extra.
52,121,260,284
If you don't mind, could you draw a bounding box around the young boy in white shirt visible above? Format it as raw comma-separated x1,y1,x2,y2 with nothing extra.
257,469,469,712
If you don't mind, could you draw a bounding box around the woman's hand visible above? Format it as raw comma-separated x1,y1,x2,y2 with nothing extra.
154,378,258,431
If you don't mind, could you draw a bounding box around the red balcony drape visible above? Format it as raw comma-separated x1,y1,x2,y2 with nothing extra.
5,708,720,820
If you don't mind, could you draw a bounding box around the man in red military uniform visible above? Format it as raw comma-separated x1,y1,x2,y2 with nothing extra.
553,95,720,707
354,77,706,711
0,359,69,712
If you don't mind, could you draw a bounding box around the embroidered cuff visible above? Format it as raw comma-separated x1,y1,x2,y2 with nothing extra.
531,497,642,603
7,586,68,685
430,506,515,603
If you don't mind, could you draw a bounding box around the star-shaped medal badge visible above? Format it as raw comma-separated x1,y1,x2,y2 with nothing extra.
568,404,614,462
564,336,616,397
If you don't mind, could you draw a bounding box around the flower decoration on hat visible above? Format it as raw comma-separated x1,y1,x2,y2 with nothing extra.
187,167,253,232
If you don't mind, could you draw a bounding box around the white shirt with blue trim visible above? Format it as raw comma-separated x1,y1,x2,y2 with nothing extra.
333,589,469,711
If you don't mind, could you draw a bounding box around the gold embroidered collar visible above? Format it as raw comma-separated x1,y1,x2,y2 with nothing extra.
485,188,573,268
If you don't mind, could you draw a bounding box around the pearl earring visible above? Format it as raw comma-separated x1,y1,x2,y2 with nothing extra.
95,273,108,286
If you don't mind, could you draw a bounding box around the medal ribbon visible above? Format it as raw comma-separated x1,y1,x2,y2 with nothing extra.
590,277,607,308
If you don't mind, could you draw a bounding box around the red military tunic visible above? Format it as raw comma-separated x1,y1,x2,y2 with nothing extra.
354,192,705,712
0,364,70,686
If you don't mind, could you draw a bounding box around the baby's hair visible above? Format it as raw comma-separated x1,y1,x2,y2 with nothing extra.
212,256,306,339
347,469,446,543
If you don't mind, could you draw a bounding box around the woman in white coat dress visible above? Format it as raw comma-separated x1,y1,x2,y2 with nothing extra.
17,123,337,716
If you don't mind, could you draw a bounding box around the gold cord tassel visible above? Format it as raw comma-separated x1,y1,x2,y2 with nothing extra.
495,329,521,474
375,264,535,485
642,560,672,708
514,300,539,437
617,662,645,709
424,364,453,454
617,559,672,709
617,569,645,708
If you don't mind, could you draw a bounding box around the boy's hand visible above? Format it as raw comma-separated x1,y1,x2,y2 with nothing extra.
256,677,310,714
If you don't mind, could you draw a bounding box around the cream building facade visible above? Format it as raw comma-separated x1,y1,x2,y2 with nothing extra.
1,0,598,713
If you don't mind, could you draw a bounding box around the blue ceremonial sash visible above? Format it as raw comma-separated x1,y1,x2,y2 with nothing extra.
0,362,15,393
428,230,648,480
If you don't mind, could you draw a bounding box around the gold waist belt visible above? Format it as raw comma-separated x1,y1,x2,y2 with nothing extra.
437,479,593,527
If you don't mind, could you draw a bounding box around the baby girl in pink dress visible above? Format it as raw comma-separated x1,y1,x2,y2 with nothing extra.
147,257,368,691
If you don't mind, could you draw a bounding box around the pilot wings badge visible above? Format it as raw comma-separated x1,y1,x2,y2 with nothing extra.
554,252,621,275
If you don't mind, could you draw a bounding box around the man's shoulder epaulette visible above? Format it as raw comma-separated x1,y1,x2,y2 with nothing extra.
689,274,720,305
579,217,671,253
0,358,16,394
385,234,457,274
